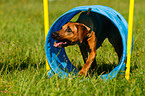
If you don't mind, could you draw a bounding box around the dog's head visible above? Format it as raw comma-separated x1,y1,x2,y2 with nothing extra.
51,22,91,48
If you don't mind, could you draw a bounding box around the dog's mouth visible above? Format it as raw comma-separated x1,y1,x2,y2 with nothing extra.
53,39,71,48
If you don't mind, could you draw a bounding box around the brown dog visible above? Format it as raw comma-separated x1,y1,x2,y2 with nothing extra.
51,10,123,76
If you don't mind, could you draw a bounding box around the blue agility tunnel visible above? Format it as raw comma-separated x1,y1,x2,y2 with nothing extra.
45,5,133,80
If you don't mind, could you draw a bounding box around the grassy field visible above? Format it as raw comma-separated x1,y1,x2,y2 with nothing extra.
0,0,145,95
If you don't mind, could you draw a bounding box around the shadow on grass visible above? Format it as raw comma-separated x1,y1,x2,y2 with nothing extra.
0,57,45,75
77,61,138,76
0,58,138,76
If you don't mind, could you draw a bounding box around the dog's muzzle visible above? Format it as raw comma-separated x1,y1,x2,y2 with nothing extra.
51,31,71,48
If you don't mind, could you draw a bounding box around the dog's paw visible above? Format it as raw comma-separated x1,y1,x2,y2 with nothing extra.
79,70,87,76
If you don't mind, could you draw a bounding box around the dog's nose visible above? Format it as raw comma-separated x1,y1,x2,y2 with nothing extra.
51,32,58,38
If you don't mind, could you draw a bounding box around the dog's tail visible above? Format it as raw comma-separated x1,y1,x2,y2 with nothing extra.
86,8,92,15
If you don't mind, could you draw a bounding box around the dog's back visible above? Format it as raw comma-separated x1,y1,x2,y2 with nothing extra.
77,12,113,49
77,11,123,60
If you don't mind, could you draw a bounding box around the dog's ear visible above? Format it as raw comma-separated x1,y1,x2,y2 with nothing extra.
75,23,90,43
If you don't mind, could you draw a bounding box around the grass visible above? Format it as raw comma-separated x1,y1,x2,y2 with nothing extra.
0,0,145,95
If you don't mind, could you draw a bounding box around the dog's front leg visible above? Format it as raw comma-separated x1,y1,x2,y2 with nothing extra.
79,33,97,76
79,51,96,76
79,42,89,63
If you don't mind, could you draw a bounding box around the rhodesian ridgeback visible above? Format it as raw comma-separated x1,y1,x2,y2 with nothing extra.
51,9,123,76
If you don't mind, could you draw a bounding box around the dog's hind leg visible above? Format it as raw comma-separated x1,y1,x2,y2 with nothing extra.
108,26,123,61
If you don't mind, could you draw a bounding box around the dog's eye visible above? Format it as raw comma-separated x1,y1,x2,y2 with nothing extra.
66,26,72,32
